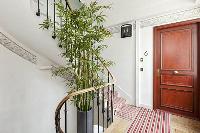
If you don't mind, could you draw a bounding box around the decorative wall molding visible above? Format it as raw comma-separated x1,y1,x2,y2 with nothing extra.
107,6,200,32
0,32,37,64
107,26,121,34
140,6,200,28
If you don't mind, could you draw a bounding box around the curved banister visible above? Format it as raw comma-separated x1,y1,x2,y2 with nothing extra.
55,57,116,133
33,0,115,132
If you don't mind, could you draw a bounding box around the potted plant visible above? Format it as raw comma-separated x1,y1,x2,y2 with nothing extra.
40,1,113,133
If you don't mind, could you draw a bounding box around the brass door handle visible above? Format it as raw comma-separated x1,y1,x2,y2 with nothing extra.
173,71,179,74
157,69,160,77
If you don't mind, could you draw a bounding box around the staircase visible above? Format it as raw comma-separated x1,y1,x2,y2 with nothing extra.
31,1,172,132
32,1,151,133
33,0,124,133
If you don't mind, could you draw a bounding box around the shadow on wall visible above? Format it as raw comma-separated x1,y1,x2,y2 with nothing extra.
102,23,136,105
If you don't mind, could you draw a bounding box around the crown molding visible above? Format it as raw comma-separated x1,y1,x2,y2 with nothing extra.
106,6,200,32
140,6,200,28
0,32,37,64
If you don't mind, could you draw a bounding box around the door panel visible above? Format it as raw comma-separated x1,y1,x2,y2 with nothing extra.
161,75,193,87
161,28,192,70
161,88,193,112
154,21,199,119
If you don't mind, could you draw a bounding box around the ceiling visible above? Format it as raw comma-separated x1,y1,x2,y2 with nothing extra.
99,0,196,25
0,0,197,65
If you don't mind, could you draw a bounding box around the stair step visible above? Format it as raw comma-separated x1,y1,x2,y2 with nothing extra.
115,104,140,121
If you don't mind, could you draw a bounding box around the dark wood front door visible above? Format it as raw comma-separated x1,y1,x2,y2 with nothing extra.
154,20,199,119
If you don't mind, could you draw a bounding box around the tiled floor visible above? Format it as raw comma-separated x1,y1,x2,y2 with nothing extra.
104,115,200,133
104,117,129,133
171,115,200,133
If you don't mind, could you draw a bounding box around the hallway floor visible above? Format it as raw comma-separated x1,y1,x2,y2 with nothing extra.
96,90,200,133
171,115,200,133
105,115,200,133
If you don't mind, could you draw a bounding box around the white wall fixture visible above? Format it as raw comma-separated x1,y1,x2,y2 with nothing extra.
0,32,37,64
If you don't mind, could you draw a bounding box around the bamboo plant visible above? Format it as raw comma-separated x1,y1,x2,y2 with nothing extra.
40,1,113,111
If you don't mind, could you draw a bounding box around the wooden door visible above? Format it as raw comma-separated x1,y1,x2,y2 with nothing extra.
154,21,199,119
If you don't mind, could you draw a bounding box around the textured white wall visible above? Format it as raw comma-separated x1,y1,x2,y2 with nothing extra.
138,26,154,109
0,40,76,132
103,22,136,104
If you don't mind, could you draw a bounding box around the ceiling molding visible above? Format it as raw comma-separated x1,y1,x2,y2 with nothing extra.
140,6,200,28
0,32,37,64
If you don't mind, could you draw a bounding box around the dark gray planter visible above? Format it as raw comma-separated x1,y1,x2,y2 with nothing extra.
77,108,93,133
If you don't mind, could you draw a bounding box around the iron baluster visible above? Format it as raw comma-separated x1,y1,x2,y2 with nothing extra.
65,0,68,9
97,59,100,133
65,102,67,133
58,111,61,133
36,0,40,16
86,92,88,133
102,88,105,131
52,0,56,39
97,89,100,133
107,72,110,128
46,0,49,19
111,84,114,123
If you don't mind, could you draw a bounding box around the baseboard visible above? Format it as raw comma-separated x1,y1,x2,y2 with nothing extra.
115,85,133,105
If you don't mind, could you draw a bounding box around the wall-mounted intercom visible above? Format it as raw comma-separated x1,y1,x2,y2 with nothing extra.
121,24,132,38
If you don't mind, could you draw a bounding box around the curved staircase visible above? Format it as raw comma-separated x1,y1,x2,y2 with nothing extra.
33,0,120,132
32,0,171,133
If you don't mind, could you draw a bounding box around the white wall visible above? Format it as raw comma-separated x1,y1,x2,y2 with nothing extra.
138,26,154,109
104,0,195,26
103,22,136,104
0,31,76,133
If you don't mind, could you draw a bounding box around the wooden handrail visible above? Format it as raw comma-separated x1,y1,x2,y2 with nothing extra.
55,57,116,133
34,0,115,132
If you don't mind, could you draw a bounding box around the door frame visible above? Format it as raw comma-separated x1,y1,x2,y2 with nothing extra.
153,19,200,119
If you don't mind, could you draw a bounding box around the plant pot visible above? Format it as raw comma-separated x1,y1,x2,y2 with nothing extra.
77,108,93,133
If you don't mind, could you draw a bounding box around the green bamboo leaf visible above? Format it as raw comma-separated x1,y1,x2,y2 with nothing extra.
39,1,113,111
